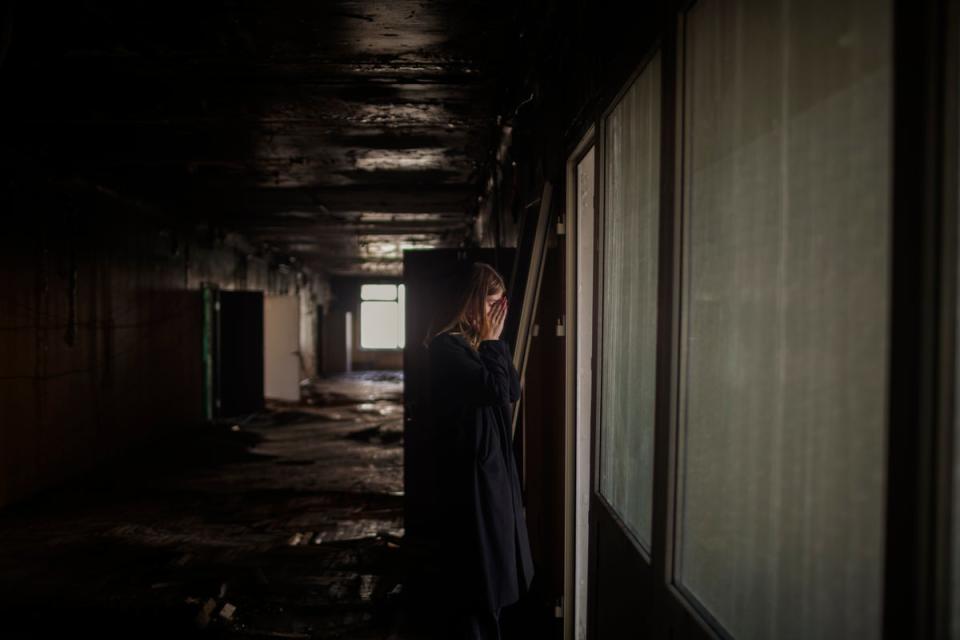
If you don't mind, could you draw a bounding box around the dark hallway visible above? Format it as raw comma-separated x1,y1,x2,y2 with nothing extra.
3,1,960,639
0,2,547,637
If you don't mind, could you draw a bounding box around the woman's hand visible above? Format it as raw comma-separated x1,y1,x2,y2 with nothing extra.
482,297,507,341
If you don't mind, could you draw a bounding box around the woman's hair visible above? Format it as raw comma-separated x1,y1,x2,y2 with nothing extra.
425,261,507,350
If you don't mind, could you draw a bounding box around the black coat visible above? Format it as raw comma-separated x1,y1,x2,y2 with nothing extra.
426,331,535,611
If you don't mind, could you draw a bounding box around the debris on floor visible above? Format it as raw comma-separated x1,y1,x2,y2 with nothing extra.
0,371,406,639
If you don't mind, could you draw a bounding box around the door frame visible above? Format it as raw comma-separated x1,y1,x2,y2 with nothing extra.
563,126,597,640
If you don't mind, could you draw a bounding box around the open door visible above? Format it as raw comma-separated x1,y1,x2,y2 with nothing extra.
215,290,265,418
264,295,301,402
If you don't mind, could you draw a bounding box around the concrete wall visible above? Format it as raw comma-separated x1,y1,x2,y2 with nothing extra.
0,184,330,510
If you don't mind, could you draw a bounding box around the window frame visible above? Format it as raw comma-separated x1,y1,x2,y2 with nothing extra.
592,46,664,560
884,0,960,638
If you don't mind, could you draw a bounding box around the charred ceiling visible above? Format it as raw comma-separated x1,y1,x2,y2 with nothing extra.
0,1,521,276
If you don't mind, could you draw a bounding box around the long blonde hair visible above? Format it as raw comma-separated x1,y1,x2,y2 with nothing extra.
425,262,507,350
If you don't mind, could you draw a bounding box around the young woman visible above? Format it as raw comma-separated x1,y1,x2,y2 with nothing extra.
424,262,535,640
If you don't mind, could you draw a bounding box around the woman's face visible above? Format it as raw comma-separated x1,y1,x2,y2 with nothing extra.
484,290,504,319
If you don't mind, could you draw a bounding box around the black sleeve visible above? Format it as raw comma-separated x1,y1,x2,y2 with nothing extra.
506,344,521,403
428,334,517,407
483,339,522,404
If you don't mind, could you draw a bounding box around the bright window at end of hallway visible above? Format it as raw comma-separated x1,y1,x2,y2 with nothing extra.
360,283,405,350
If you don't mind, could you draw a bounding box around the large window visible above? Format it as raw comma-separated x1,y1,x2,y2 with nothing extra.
360,283,405,350
676,0,892,637
598,51,661,551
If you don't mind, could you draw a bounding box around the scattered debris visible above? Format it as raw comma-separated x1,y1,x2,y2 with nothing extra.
150,581,181,589
346,421,403,444
358,574,377,601
270,410,314,425
328,581,349,600
196,597,217,628
0,372,408,638
219,602,237,620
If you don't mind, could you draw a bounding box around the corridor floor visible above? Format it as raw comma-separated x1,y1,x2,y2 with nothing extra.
0,372,408,639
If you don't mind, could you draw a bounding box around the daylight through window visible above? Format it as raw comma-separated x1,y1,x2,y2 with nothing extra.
360,284,405,349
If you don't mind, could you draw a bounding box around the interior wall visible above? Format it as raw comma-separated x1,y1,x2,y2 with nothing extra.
0,184,330,510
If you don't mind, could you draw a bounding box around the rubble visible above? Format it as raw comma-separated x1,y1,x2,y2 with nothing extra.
0,372,406,638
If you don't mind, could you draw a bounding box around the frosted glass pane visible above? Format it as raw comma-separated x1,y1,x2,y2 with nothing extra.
677,1,891,638
361,301,399,348
598,52,661,550
361,284,398,301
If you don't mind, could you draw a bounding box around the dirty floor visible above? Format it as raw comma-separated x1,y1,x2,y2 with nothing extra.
0,371,414,640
